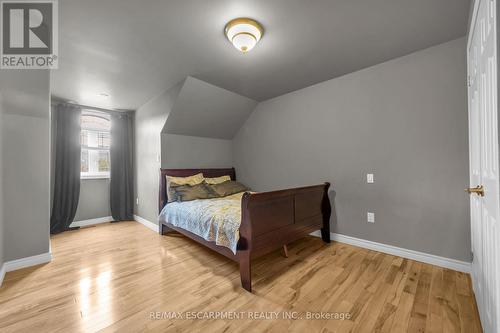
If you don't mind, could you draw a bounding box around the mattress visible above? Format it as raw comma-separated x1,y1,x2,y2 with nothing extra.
158,192,245,254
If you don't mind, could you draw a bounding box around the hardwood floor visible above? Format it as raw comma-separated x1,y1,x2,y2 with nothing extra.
0,221,482,332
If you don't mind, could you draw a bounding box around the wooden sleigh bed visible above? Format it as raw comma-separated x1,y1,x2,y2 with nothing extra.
159,168,331,292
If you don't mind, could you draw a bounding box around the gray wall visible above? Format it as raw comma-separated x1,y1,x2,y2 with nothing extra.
135,79,240,224
73,180,111,221
0,93,4,268
0,70,51,261
134,82,183,223
233,38,470,261
161,134,232,169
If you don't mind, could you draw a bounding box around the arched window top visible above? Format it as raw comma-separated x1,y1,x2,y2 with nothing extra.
81,110,111,131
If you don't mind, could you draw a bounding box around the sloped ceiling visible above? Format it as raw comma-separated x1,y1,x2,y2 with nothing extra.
163,77,257,139
52,0,470,110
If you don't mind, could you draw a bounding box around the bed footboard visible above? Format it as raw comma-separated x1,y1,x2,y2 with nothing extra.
238,183,331,291
158,168,331,293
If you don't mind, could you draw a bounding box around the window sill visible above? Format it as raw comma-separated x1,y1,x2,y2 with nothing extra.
81,175,110,180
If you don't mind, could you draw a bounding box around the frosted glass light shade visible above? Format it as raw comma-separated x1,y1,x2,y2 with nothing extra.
232,33,257,52
225,18,263,53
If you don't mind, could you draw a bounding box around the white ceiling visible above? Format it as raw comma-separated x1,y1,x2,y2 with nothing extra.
52,0,470,110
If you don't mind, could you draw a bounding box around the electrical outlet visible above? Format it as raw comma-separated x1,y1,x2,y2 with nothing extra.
367,173,374,183
136,197,139,205
367,212,375,223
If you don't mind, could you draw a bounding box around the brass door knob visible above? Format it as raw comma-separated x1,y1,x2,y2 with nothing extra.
465,185,485,196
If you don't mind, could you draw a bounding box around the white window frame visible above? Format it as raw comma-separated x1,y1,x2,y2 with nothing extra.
80,110,111,180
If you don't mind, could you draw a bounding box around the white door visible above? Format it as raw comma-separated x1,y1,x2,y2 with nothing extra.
467,0,500,332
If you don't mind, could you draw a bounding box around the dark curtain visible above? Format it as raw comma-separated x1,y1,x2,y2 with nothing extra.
110,112,134,221
50,104,82,234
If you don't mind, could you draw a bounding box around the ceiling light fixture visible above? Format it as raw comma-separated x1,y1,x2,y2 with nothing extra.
225,18,263,53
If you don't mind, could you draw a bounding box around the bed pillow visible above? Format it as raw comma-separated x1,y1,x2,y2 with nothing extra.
209,181,249,198
205,175,231,185
171,182,218,202
166,173,204,202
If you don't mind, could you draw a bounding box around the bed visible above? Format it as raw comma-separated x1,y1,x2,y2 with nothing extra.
158,168,331,292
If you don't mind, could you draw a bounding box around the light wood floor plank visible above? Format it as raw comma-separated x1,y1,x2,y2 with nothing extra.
0,221,482,333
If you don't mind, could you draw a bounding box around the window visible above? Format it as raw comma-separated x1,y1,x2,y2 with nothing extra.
81,111,111,179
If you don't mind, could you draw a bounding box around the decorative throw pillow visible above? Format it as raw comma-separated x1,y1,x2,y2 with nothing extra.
208,181,249,198
166,173,204,202
205,175,231,185
172,182,218,202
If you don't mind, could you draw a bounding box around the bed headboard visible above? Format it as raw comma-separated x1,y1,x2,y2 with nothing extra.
159,168,236,213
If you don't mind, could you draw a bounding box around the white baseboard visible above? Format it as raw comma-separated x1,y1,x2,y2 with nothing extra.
131,215,470,273
0,263,5,287
70,216,113,228
311,231,471,273
134,215,159,233
4,252,52,273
